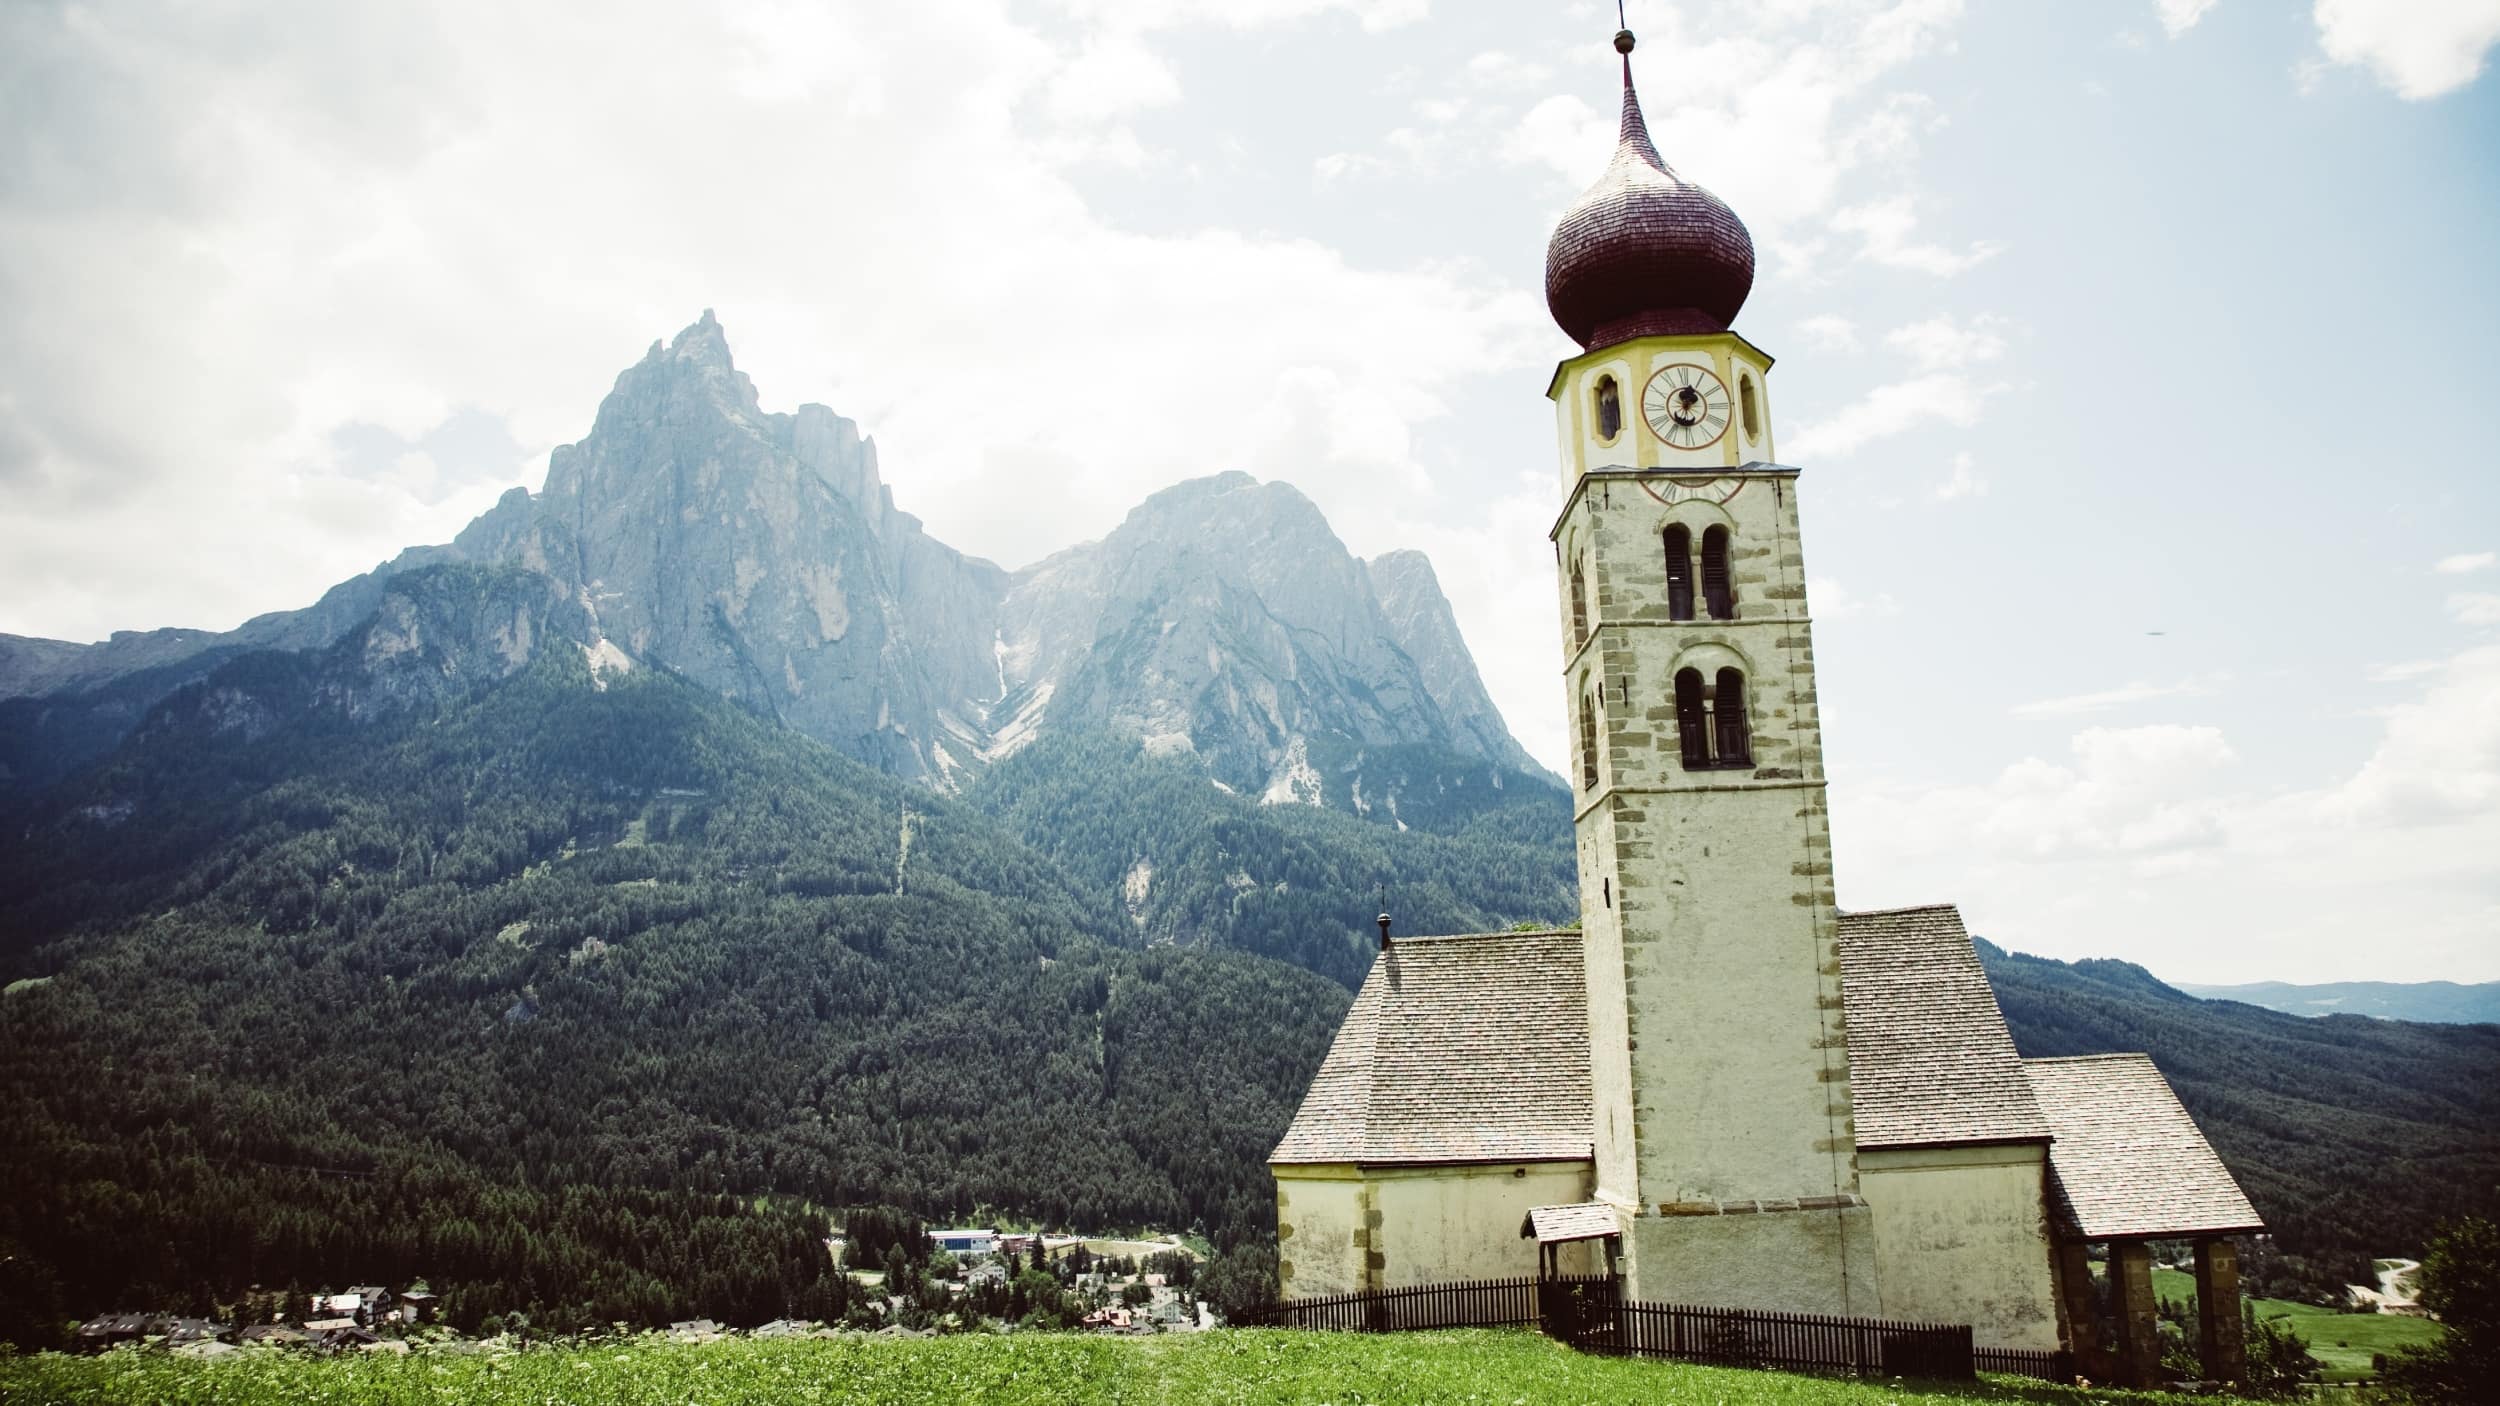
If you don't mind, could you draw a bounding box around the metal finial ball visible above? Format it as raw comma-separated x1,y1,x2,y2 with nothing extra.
1614,29,1636,54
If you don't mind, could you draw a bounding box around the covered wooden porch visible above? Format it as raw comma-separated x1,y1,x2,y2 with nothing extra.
2028,1055,2269,1388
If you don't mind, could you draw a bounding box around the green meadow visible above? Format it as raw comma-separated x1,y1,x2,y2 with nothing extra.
2148,1266,2442,1383
0,1329,2190,1406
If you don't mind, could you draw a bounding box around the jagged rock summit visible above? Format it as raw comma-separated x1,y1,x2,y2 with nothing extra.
2,314,1556,804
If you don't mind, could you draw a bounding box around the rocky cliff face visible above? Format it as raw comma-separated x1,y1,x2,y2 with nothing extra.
165,567,597,736
446,312,1006,782
1365,550,1543,776
1,315,1551,803
992,473,1536,801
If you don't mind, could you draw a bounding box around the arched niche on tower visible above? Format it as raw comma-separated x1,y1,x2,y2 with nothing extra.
1559,353,1639,477
1667,639,1755,683
1645,497,1740,540
1557,525,1592,661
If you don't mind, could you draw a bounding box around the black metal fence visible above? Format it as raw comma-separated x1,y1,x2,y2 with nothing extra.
1569,1298,1972,1380
1973,1345,2077,1383
1254,1273,2006,1383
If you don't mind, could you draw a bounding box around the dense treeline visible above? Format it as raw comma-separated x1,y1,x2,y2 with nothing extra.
970,734,1577,989
0,601,1350,1335
1981,939,2500,1294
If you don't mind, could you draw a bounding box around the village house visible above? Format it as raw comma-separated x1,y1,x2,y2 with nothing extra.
928,1227,1000,1255
1269,23,2262,1392
72,1313,157,1350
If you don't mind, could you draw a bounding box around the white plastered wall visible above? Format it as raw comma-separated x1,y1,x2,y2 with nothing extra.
1858,1143,2062,1349
1275,1160,1598,1299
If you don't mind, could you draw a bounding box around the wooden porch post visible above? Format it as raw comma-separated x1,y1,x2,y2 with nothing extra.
2052,1240,2103,1375
2110,1241,2162,1388
2194,1237,2246,1383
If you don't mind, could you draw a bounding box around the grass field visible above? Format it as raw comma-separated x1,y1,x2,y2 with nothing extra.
0,1329,2192,1406
2148,1267,2443,1383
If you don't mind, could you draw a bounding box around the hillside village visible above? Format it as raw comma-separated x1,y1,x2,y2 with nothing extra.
61,1220,1215,1358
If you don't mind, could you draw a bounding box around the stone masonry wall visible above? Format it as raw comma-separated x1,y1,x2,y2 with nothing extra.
1551,332,1870,1313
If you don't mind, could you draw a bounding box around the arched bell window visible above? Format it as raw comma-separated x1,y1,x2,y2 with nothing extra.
1663,525,1695,621
1739,375,1760,442
1675,665,1754,771
1579,690,1601,792
1674,668,1710,770
1701,525,1735,620
1594,376,1622,442
1714,667,1752,767
1570,560,1590,648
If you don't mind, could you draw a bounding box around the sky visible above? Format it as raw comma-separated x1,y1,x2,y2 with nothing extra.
4,0,2496,985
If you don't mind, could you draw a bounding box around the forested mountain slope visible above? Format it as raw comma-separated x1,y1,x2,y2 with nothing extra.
0,566,1350,1330
1981,939,2500,1270
967,734,1577,989
2172,978,2500,1026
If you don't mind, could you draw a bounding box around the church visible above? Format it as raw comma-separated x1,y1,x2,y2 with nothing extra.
1269,26,2263,1389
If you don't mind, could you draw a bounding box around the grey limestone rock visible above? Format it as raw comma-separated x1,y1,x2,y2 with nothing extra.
3,313,1548,803
995,472,1510,799
1365,549,1544,777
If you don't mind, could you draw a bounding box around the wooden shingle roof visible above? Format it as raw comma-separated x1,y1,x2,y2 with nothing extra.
2026,1054,2266,1241
1836,904,2052,1150
1269,931,1592,1166
1524,1202,1620,1244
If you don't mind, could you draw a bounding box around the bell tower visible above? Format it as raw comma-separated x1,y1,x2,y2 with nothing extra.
1546,26,1877,1314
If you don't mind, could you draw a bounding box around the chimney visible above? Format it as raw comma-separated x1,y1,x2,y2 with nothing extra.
1377,912,1393,950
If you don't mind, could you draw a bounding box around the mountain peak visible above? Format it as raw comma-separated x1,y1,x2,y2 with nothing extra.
670,309,732,369
597,310,759,425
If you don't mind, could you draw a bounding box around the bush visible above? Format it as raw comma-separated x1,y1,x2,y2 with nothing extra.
1198,1243,1278,1325
0,1246,66,1352
2240,1302,2321,1400
2381,1216,2499,1404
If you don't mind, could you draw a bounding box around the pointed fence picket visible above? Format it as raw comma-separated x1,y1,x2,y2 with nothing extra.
1243,1273,2052,1383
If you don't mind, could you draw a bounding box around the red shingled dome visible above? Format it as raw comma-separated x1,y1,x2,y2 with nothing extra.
1544,39,1755,351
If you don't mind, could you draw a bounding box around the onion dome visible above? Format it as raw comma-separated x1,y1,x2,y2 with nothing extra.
1544,30,1756,351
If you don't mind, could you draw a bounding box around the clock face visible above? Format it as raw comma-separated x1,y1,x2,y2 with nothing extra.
1642,364,1732,450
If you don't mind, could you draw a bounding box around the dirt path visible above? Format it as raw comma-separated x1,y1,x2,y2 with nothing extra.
2376,1259,2420,1311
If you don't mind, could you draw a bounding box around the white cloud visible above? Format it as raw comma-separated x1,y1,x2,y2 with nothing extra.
0,0,1554,651
1043,34,1181,123
1463,50,1552,89
1499,1,1978,270
1934,450,1985,501
1798,314,1862,354
1885,314,2009,371
1832,196,2004,275
1045,0,1425,32
2369,658,2446,683
2309,0,2500,99
2010,677,2222,719
1787,312,2013,459
1836,645,2500,980
2434,550,2497,574
1811,577,1901,620
1313,151,1392,184
1785,371,1992,460
2321,645,2500,822
2157,0,2219,38
2451,592,2500,627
